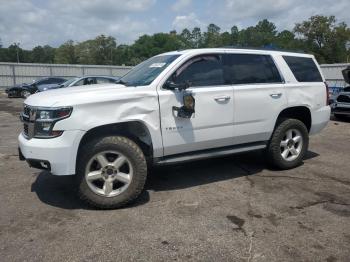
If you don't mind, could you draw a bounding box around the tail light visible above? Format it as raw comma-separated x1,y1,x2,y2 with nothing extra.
325,82,330,105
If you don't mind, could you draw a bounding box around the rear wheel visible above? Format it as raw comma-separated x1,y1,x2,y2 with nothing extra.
76,136,147,209
266,119,309,169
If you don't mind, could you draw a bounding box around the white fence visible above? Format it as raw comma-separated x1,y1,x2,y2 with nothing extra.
0,62,132,89
0,62,349,89
320,63,349,91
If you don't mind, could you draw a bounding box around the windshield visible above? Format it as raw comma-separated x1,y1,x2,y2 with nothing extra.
62,77,79,87
119,54,180,86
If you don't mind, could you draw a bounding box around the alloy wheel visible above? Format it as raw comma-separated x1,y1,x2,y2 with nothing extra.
85,151,133,197
280,129,303,161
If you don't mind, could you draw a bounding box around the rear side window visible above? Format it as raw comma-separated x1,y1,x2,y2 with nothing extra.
283,56,323,82
223,54,282,85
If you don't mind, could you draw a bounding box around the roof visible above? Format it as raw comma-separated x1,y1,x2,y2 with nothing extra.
160,48,313,57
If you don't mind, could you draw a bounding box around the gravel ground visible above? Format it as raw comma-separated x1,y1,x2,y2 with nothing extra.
0,92,349,262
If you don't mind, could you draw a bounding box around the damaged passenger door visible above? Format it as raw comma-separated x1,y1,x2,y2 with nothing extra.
158,54,234,156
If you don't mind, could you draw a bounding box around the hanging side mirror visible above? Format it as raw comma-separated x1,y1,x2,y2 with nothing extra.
172,92,195,118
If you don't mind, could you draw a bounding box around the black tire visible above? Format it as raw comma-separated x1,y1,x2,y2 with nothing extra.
266,118,309,170
76,136,147,209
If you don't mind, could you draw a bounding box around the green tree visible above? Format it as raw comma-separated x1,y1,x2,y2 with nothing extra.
191,27,203,48
75,35,117,65
31,45,55,63
204,23,221,47
294,15,350,63
238,19,277,47
54,40,77,64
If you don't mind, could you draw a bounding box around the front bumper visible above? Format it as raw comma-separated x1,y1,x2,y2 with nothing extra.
332,103,350,115
18,130,85,175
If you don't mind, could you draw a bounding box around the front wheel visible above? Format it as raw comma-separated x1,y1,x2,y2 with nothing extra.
76,136,147,209
266,119,309,169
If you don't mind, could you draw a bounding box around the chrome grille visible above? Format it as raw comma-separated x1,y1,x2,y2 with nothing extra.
23,105,31,117
23,123,29,136
21,105,35,139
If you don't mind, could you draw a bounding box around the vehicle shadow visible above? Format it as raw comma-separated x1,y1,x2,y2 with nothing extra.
31,150,319,210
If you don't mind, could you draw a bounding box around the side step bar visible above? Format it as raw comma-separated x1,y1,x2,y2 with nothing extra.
154,142,267,165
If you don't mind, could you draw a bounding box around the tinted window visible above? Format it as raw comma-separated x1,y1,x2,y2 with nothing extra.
53,78,65,83
84,78,95,85
47,78,58,84
223,54,282,85
74,78,95,86
283,56,322,82
37,79,51,85
173,55,224,87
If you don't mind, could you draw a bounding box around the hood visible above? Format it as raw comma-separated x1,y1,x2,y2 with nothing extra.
37,83,61,91
342,66,350,84
24,83,136,107
10,83,31,89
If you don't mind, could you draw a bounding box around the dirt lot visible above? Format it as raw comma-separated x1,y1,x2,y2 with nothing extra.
0,92,349,262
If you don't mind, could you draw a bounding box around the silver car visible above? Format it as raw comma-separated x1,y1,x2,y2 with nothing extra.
38,76,120,92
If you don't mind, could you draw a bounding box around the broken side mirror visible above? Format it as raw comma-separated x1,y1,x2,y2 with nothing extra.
172,92,195,118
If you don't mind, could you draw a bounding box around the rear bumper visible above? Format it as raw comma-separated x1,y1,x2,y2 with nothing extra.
310,106,331,135
18,130,85,175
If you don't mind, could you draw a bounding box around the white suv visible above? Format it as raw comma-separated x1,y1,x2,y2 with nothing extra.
18,48,330,209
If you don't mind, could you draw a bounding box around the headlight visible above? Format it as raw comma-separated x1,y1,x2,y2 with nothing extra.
21,106,73,139
34,107,72,138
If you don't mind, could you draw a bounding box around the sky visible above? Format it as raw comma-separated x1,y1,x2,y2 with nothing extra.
0,0,349,49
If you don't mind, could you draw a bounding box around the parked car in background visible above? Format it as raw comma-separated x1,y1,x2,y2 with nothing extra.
38,76,120,92
332,66,350,120
5,77,66,98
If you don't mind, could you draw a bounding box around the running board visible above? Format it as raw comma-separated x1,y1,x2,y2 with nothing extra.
154,142,267,165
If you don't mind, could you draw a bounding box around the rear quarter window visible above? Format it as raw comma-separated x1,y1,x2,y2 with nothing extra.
283,56,323,82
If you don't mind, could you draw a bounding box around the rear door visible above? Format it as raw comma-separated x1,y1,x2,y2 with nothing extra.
158,54,235,156
223,53,287,144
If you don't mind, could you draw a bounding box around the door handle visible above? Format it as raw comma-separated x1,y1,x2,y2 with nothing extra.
214,96,231,102
270,93,282,99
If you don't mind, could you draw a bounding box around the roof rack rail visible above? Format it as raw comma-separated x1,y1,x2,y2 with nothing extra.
221,45,306,54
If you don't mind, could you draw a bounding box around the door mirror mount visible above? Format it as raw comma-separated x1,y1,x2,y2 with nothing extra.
172,92,195,118
164,80,189,91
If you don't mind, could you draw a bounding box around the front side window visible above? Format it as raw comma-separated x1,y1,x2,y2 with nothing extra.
74,79,85,86
119,54,180,86
223,54,282,85
63,77,79,87
283,56,322,82
173,55,224,87
84,78,95,85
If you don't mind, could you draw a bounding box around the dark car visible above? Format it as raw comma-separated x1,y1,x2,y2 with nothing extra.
5,77,66,98
332,66,350,120
37,76,120,92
